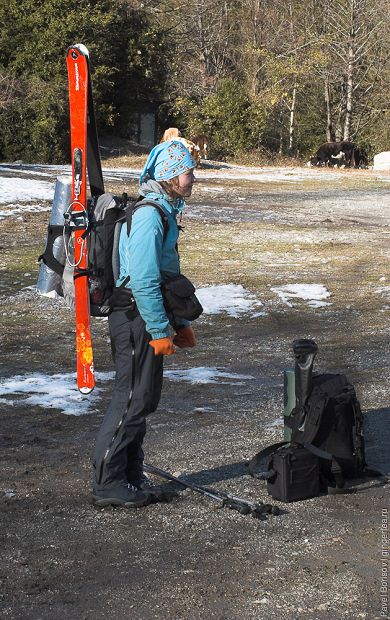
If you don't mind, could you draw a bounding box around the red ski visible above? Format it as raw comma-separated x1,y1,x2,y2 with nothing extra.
66,45,94,394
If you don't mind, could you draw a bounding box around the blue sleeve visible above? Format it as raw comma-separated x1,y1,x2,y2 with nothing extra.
128,207,170,339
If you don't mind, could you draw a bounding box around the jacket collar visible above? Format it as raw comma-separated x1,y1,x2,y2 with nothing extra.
139,179,185,214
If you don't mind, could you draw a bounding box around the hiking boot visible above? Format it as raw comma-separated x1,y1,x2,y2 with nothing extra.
92,482,150,508
133,474,178,503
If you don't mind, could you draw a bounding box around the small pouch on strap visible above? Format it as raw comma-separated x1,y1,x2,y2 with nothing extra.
161,274,203,321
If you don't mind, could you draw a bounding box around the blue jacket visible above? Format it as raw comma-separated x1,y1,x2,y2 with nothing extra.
117,180,188,339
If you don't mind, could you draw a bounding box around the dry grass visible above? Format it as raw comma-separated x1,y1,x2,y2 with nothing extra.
101,151,305,170
228,149,305,167
101,153,148,168
98,138,305,170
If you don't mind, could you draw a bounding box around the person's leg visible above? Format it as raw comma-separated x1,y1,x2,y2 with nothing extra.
122,314,163,480
94,312,163,498
94,310,135,489
93,311,150,506
124,328,178,502
125,427,146,482
125,330,164,482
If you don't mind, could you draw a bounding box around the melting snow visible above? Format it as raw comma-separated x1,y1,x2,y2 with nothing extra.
197,284,265,318
271,283,331,308
0,177,54,204
164,367,254,384
0,372,114,416
0,366,254,414
195,166,346,183
0,203,52,219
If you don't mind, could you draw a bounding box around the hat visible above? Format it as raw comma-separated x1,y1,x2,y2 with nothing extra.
139,140,196,186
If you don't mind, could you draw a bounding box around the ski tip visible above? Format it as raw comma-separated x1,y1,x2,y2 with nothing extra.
74,44,90,57
79,385,94,395
66,44,89,58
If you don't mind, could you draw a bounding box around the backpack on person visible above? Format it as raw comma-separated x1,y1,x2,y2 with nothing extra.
61,193,169,316
38,191,169,316
248,339,386,502
39,188,203,321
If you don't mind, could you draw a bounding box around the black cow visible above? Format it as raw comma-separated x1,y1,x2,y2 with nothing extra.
330,151,346,167
309,141,355,167
353,147,368,168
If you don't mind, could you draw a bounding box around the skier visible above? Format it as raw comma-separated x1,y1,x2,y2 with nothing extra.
93,140,198,507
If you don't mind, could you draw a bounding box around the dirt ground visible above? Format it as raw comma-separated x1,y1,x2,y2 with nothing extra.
0,163,389,620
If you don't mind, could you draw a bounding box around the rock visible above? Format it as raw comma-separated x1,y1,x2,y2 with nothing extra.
373,151,390,170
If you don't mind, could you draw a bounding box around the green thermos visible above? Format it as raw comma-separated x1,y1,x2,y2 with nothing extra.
283,368,295,441
283,339,318,441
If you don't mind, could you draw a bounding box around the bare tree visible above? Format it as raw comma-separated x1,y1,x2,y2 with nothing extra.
140,0,390,154
325,0,389,141
144,0,237,98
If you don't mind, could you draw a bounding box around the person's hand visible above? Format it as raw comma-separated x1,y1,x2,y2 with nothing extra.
173,326,196,348
149,337,176,356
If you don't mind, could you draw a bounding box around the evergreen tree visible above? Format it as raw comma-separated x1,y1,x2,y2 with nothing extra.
0,0,168,162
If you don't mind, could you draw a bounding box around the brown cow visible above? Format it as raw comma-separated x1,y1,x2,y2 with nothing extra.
176,137,201,166
192,134,209,160
160,127,182,143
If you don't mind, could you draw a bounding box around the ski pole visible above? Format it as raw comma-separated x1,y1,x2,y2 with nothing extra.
144,463,281,518
199,485,280,517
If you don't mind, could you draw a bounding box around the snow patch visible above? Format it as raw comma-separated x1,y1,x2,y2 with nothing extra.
201,186,225,192
197,284,266,318
0,203,52,219
376,286,390,296
0,167,54,177
271,283,331,308
0,177,54,204
265,417,284,428
164,367,255,384
0,372,114,416
195,165,346,183
0,367,254,414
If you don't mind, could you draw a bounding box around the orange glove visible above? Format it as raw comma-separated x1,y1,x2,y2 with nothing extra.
173,326,196,348
149,337,176,356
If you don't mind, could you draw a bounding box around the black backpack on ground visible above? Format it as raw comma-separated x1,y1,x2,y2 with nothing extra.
248,339,386,502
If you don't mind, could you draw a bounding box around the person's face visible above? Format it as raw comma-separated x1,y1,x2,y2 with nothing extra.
174,169,196,198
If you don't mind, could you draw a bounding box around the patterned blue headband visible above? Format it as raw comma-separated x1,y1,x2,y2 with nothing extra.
139,140,196,185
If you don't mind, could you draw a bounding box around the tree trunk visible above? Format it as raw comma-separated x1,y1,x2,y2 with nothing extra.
343,2,356,141
324,76,334,142
196,0,212,86
279,110,284,154
253,0,264,47
343,44,355,140
335,109,343,142
289,86,296,152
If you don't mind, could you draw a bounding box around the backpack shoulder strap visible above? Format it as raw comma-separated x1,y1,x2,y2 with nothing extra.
38,224,65,276
290,389,328,444
125,198,169,240
349,393,366,469
112,198,171,283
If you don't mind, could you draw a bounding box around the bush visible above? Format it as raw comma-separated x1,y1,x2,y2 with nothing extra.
172,79,267,159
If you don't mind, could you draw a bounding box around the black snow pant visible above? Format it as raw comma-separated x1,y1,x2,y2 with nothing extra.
94,309,163,490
